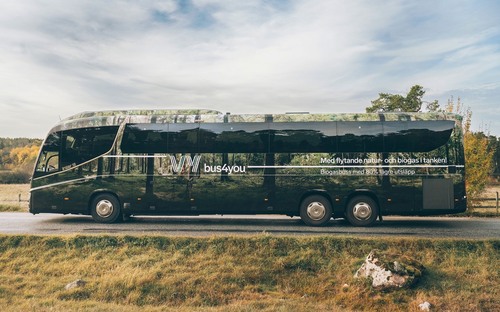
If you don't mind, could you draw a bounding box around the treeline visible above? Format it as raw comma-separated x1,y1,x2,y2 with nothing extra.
489,136,500,177
0,137,42,183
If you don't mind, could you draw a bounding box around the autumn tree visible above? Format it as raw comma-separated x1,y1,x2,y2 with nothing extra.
446,97,495,205
0,138,41,183
0,138,41,169
8,145,39,170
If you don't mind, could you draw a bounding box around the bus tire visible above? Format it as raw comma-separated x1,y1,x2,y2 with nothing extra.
90,194,121,223
300,195,332,226
345,195,378,227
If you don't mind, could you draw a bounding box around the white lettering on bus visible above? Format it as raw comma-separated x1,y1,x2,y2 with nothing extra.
204,164,246,174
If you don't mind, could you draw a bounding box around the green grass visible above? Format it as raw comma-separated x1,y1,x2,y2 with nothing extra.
0,235,498,311
0,204,23,212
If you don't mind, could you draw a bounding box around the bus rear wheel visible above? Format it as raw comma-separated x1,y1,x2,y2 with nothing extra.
345,195,378,227
300,195,332,226
91,194,121,223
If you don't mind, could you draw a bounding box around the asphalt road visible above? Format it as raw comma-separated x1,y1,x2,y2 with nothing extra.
0,212,499,239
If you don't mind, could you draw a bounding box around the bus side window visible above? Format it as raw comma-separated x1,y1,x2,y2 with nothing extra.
198,123,268,153
168,123,199,153
338,121,383,153
60,126,119,168
269,122,337,153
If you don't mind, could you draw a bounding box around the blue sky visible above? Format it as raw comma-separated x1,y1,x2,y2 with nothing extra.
1,0,499,138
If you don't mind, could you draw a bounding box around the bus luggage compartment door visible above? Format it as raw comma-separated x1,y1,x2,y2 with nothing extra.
422,178,453,210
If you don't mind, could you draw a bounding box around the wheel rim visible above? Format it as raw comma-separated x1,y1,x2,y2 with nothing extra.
306,201,326,221
352,202,372,220
95,199,114,218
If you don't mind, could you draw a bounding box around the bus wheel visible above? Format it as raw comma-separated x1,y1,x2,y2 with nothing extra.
345,195,378,227
300,195,332,226
91,194,121,223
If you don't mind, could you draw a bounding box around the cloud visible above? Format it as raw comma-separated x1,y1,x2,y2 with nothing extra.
0,0,499,137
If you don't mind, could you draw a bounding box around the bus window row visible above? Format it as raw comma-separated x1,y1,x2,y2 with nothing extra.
120,121,455,154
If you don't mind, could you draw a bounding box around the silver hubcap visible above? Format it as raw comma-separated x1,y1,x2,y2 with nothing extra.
307,201,326,221
96,199,114,218
352,202,372,220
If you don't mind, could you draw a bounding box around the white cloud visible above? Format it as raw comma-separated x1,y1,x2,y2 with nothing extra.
0,0,499,137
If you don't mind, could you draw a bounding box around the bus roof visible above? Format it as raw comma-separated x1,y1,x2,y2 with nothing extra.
48,109,463,133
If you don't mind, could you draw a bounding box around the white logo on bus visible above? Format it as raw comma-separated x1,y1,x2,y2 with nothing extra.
169,155,201,173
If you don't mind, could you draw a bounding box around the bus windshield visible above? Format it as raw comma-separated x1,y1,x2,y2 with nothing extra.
34,126,118,176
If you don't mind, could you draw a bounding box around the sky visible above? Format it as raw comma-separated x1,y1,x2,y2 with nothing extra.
1,0,499,138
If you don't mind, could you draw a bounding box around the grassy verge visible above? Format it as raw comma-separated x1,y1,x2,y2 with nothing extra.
0,204,24,212
0,235,498,311
461,209,499,218
0,184,29,212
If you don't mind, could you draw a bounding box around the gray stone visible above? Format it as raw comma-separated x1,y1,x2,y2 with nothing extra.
65,279,86,290
354,249,425,289
418,301,432,311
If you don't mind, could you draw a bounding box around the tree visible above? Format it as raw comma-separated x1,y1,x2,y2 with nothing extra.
9,145,39,170
0,138,41,183
489,136,500,178
0,138,42,169
366,85,440,113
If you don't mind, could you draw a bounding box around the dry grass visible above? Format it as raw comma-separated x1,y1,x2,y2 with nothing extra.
466,184,500,217
0,235,498,311
0,183,30,201
484,184,500,196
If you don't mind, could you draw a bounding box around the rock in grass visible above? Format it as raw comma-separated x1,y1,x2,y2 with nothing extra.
65,279,86,290
354,249,425,289
418,301,432,311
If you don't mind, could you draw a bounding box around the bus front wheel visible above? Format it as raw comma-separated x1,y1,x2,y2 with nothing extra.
300,195,332,226
91,194,121,223
345,195,378,227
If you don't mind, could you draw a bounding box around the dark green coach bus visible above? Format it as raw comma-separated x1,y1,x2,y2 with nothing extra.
30,109,466,226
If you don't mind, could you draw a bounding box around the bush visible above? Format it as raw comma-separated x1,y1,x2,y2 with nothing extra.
0,170,31,184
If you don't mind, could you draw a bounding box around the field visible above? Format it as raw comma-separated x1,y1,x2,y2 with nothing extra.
468,184,500,216
0,235,498,311
0,184,29,212
0,184,499,311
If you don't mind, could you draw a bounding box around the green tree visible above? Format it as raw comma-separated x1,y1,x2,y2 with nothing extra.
366,85,440,113
489,136,500,177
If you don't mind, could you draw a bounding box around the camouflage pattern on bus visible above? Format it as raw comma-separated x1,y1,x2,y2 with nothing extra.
48,109,463,134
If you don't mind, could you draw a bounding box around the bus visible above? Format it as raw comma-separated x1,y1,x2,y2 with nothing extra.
30,109,466,226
